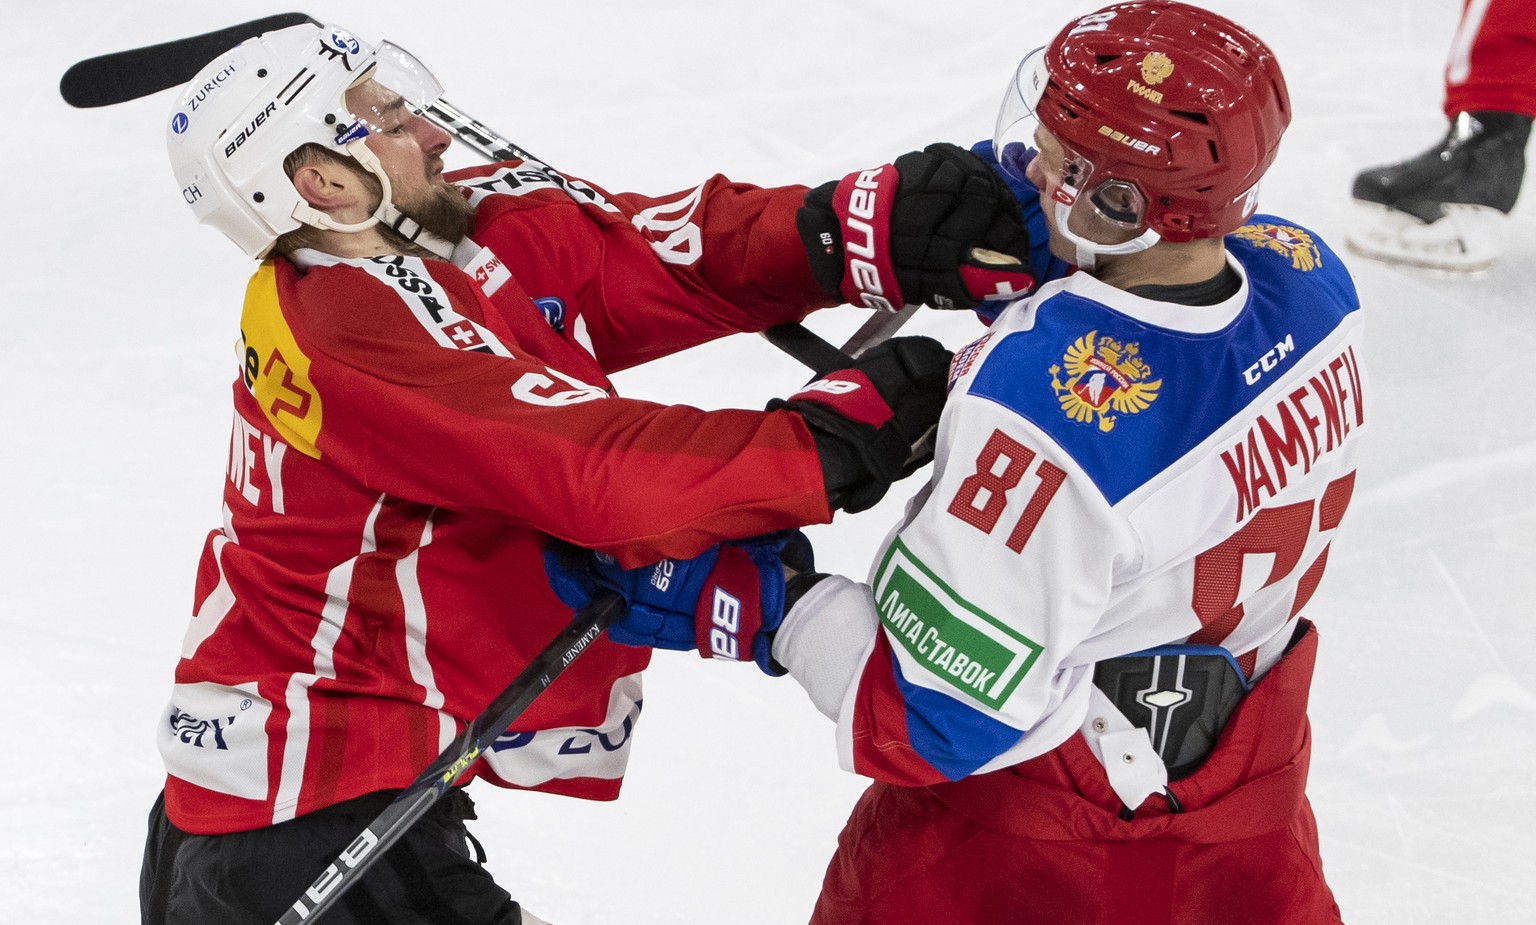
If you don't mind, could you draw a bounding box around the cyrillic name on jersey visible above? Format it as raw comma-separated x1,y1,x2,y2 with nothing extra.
1221,344,1365,522
871,539,1043,709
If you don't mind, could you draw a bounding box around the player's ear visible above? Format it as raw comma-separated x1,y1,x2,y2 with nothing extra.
292,160,364,212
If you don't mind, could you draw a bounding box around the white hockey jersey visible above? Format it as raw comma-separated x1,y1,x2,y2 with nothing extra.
774,216,1365,788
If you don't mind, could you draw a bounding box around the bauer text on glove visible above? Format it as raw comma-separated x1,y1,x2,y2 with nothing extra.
796,142,1037,311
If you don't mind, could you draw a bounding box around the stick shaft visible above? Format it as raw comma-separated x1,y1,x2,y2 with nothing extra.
275,594,620,925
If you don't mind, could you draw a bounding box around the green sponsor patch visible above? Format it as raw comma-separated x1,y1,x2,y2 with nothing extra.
873,539,1042,710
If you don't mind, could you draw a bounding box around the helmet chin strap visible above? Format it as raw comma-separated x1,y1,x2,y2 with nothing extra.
1053,199,1161,271
377,204,456,259
289,139,456,259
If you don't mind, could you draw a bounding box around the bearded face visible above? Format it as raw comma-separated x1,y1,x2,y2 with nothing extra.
345,77,476,246
395,174,476,245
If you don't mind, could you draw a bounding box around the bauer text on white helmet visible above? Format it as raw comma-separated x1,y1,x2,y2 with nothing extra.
165,23,446,259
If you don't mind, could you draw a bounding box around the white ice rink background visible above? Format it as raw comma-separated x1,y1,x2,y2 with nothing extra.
3,1,1534,922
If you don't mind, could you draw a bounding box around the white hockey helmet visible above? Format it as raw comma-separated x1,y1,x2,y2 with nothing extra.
166,23,447,258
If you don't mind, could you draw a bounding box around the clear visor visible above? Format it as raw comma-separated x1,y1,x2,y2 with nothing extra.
991,47,1148,231
992,47,1050,182
338,40,443,142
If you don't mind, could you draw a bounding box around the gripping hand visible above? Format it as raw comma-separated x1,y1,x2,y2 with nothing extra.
543,532,814,675
797,142,1037,311
771,336,951,513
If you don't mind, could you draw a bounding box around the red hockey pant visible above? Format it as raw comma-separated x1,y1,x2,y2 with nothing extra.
808,622,1343,925
1444,0,1536,117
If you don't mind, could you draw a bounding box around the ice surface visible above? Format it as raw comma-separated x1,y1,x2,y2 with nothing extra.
3,1,1533,921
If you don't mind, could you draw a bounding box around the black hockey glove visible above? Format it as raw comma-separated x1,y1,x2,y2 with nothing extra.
797,142,1036,312
769,336,952,513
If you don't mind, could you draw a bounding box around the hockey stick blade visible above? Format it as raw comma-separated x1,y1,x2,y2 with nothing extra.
60,13,319,108
56,14,544,165
761,323,855,378
275,593,622,925
764,244,1026,375
762,304,920,378
838,304,922,359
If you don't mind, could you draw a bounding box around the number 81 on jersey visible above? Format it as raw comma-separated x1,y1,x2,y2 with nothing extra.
945,429,1067,554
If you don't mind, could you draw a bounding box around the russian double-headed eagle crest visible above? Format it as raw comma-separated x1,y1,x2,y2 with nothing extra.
1140,52,1175,86
1233,222,1322,271
1049,331,1162,433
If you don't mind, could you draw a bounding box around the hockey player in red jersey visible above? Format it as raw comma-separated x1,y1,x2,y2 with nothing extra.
1348,0,1536,270
552,3,1364,923
137,20,1038,925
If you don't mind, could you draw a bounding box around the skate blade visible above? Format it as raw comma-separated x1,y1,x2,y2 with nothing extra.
1344,200,1504,273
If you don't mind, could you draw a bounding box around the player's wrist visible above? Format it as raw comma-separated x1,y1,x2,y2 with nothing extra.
796,181,848,298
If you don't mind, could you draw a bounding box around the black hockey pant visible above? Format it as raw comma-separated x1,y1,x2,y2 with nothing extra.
140,787,525,924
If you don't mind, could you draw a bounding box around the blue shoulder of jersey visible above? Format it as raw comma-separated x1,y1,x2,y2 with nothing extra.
965,215,1361,505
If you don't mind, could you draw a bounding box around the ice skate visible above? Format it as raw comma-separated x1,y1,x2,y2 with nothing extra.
1347,110,1531,271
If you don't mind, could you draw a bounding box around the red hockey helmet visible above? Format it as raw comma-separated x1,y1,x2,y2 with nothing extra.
996,1,1291,242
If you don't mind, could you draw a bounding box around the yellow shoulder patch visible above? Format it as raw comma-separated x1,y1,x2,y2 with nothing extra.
239,262,323,459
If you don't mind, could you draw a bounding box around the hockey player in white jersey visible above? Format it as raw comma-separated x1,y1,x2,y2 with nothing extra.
548,3,1362,922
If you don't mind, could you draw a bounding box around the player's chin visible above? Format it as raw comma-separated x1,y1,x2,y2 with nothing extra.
1044,234,1074,265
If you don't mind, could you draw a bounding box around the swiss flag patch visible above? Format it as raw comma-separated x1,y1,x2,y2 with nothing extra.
442,321,486,350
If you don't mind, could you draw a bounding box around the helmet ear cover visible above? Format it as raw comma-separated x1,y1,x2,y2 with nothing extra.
996,101,1161,268
1087,176,1148,230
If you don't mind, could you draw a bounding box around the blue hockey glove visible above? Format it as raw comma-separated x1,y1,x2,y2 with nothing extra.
543,532,814,675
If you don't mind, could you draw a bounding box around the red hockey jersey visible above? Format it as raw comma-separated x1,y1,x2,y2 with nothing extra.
1444,0,1536,118
159,162,835,834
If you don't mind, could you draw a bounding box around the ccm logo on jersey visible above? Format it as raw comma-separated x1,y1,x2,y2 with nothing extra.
708,588,743,660
1243,334,1296,385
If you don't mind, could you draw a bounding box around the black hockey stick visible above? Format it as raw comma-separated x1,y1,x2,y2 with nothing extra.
276,592,621,924
59,13,546,162
59,13,317,108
